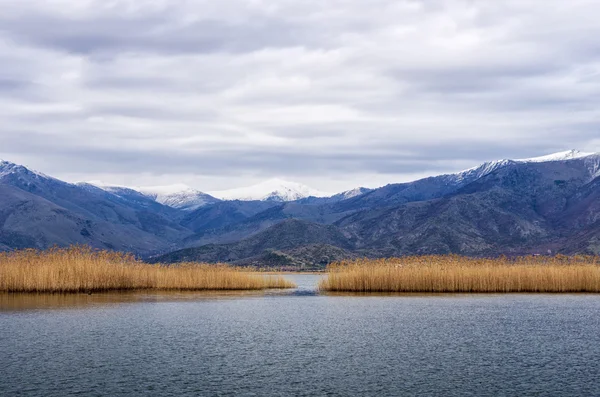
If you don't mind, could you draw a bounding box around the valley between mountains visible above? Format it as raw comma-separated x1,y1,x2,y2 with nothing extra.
1,150,599,269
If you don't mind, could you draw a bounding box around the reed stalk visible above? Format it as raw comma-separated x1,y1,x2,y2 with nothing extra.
0,246,295,293
319,255,600,293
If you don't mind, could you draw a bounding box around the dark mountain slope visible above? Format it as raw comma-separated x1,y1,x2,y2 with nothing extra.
0,161,192,253
550,175,600,254
336,187,548,256
337,158,600,256
331,160,515,212
180,200,357,248
151,219,354,264
181,200,278,233
0,163,189,240
558,175,600,229
0,184,172,252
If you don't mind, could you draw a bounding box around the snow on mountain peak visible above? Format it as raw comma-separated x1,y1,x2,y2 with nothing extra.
334,187,373,200
138,184,196,197
0,159,58,181
85,182,219,211
209,178,331,202
456,150,598,181
133,184,220,211
0,159,17,177
516,149,594,163
86,180,129,189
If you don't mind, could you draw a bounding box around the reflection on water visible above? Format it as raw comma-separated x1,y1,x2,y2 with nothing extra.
0,274,321,311
2,274,600,397
0,290,266,311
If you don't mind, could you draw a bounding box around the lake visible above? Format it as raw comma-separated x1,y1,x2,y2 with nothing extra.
1,274,600,396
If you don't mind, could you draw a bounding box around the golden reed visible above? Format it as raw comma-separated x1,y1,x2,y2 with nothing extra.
319,255,600,293
0,246,295,293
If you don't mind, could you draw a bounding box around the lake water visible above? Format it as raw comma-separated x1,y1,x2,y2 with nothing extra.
1,274,600,396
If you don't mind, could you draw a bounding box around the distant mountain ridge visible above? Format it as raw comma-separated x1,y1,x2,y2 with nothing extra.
153,150,600,265
208,178,331,202
88,178,364,210
1,150,599,267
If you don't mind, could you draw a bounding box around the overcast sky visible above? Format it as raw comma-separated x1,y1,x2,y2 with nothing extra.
0,0,599,192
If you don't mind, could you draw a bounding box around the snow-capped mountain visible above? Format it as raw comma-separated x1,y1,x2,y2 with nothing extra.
330,187,374,201
88,182,220,211
138,184,220,211
0,160,24,178
1,159,59,182
209,178,331,202
454,159,516,183
68,149,600,209
455,150,598,183
333,187,373,200
2,149,600,259
516,149,594,163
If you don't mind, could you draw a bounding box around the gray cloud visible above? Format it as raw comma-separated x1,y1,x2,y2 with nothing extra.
0,9,311,56
0,78,31,91
0,0,599,192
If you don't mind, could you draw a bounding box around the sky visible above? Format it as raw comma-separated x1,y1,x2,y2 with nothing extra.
0,0,599,193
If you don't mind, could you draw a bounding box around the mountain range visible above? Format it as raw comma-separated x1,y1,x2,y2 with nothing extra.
1,149,599,268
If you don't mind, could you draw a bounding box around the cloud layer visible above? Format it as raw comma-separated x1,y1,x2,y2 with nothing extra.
0,0,599,191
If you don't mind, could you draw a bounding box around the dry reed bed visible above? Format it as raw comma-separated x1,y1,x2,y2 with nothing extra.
0,247,295,293
319,256,600,293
